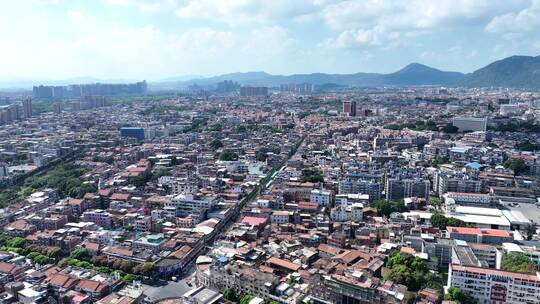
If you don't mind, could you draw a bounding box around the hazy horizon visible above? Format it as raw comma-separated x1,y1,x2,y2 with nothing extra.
1,0,540,81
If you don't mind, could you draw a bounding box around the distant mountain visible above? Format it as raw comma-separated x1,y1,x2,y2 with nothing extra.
157,75,204,82
172,56,540,89
170,64,463,89
6,54,540,91
457,55,540,88
382,63,464,86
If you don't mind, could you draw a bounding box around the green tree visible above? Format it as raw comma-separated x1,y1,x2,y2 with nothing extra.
122,274,137,282
442,124,459,133
129,176,147,188
124,224,134,231
94,266,112,274
152,168,171,180
256,147,281,162
256,150,268,162
446,217,467,228
386,264,414,286
45,247,63,259
26,252,50,265
432,155,449,167
524,223,536,241
387,250,412,269
240,295,255,304
70,248,88,260
58,258,70,268
300,169,324,183
428,196,442,207
374,200,408,217
444,287,478,304
515,141,540,151
504,158,529,175
384,251,430,291
431,213,466,230
501,252,537,274
223,288,237,302
134,262,156,277
68,183,97,198
430,212,447,229
7,237,26,248
219,150,239,161
209,138,223,151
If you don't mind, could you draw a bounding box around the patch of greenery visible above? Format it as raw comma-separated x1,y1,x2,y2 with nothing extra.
442,124,459,133
431,212,467,230
300,169,324,183
428,196,443,207
385,120,438,131
223,288,237,302
515,141,540,151
219,150,239,161
492,120,540,133
183,117,208,133
92,155,115,164
373,200,408,217
501,252,537,273
256,146,280,162
209,138,223,151
524,223,536,241
432,155,450,167
444,287,478,304
22,163,95,199
240,295,255,304
384,251,431,291
504,158,529,175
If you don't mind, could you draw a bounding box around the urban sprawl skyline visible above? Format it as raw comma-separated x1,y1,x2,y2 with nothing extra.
2,1,540,304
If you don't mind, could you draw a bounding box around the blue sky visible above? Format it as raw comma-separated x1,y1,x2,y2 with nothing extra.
1,0,540,81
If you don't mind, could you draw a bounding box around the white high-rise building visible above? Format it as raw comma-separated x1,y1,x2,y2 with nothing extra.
448,264,540,304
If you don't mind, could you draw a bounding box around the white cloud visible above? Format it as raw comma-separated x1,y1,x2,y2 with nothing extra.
175,0,332,24
105,0,331,21
485,0,540,34
321,0,529,49
2,0,539,79
241,26,294,56
67,9,86,23
104,0,533,50
322,0,526,31
30,0,60,5
0,20,302,79
105,0,177,12
322,26,387,48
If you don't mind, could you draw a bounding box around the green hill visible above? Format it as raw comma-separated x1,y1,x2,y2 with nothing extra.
458,55,540,88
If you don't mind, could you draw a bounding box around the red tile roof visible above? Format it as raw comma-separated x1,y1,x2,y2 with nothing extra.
77,279,109,293
266,257,301,272
242,216,268,227
46,273,79,289
0,262,18,274
6,219,33,230
511,154,535,161
298,202,319,210
448,227,512,238
111,193,131,201
98,189,112,197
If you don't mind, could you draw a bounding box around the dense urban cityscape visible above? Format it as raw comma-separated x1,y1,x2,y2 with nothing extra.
3,1,540,304
1,80,540,304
